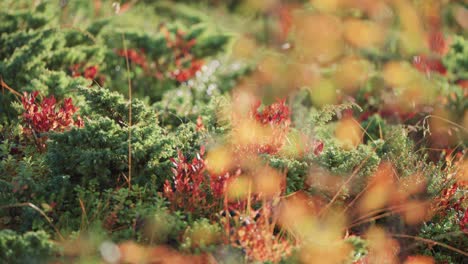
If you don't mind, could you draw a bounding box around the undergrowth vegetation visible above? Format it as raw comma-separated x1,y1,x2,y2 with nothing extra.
0,0,467,263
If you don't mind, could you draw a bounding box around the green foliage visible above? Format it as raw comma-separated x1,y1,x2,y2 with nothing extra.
443,36,468,81
0,0,232,124
153,60,250,130
74,184,185,243
311,122,381,196
345,236,368,263
47,87,175,188
46,116,128,187
0,0,466,263
361,114,386,142
266,155,308,194
137,208,187,246
419,209,468,264
96,12,230,103
312,140,381,196
0,229,58,264
0,8,99,123
290,88,357,130
180,218,222,253
0,124,59,232
79,86,152,125
153,2,208,24
361,115,456,197
374,122,418,177
0,10,49,34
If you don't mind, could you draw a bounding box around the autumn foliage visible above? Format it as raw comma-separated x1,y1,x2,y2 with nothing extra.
21,91,83,135
1,0,468,263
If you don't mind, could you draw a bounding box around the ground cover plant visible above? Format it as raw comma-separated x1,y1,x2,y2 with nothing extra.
0,0,467,263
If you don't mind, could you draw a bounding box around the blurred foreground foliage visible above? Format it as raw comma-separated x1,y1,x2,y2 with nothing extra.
0,0,467,263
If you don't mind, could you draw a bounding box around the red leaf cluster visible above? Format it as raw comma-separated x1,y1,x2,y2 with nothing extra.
170,59,203,83
165,29,197,57
411,31,448,75
228,206,293,262
70,63,100,80
163,147,207,212
163,147,293,261
21,91,83,135
232,99,322,157
435,183,467,223
252,99,291,126
116,29,203,83
163,147,230,213
439,184,461,209
460,208,468,233
116,48,148,70
165,29,202,83
457,80,468,89
250,99,291,154
313,140,324,156
428,30,448,55
209,173,231,199
412,55,446,75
